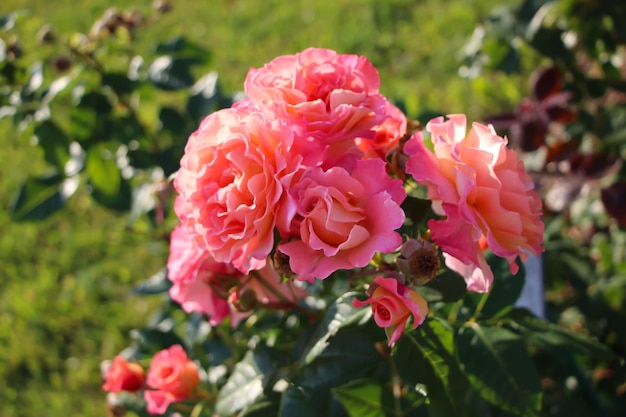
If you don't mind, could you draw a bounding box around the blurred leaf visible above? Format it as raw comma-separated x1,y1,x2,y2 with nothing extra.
101,72,138,95
148,56,198,91
132,268,171,295
401,196,431,225
299,327,381,389
184,313,211,347
10,173,67,221
24,61,44,94
279,386,316,417
396,319,467,417
34,120,71,169
216,347,275,416
70,91,112,143
155,37,212,64
129,328,185,351
186,71,222,123
333,382,384,417
504,309,617,359
300,292,371,365
240,399,280,417
159,106,187,135
456,322,541,417
86,145,121,195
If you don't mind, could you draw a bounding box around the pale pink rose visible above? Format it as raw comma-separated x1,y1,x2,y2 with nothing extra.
356,101,407,160
279,158,405,282
174,108,303,274
144,345,200,415
404,114,544,292
102,355,145,393
353,276,428,345
167,225,307,325
244,48,393,150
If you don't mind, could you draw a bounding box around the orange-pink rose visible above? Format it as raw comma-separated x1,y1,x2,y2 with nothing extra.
356,101,407,160
279,158,405,282
144,345,200,415
353,276,428,345
102,355,145,393
404,114,544,292
174,108,303,274
244,48,393,154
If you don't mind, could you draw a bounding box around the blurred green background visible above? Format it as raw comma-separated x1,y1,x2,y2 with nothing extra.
0,0,568,415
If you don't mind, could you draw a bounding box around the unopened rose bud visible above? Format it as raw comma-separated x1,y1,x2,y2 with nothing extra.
228,287,258,312
52,55,72,72
397,238,440,286
37,24,56,44
272,249,294,279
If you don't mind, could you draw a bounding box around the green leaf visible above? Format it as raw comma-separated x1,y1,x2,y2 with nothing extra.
34,120,70,169
504,309,617,359
148,56,199,91
10,173,67,221
86,145,121,196
154,37,212,64
240,399,280,417
216,348,274,416
101,72,138,95
395,319,467,417
471,254,525,319
333,382,384,417
279,386,316,417
456,322,541,417
129,328,185,351
159,106,187,135
298,327,381,389
70,91,112,143
299,292,371,365
400,195,431,225
186,71,223,123
132,268,171,295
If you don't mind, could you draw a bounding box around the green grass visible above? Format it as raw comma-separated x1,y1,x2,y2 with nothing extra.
1,0,521,415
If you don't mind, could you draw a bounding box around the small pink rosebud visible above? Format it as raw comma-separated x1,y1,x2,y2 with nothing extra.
102,355,145,393
228,287,258,312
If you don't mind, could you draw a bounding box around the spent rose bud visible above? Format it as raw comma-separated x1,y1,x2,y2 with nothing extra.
397,238,441,286
102,355,145,393
353,276,428,345
144,345,200,415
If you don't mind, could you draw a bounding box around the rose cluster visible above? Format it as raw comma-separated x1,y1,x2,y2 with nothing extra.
102,345,200,415
168,48,544,343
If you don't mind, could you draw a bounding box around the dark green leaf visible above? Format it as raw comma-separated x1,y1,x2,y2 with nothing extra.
70,91,112,143
472,254,525,319
159,106,187,135
333,382,385,417
90,176,131,211
154,37,212,64
132,268,171,295
299,292,371,365
101,72,138,95
34,120,70,169
299,327,381,389
456,322,541,417
240,399,280,417
400,195,431,225
148,56,198,91
10,173,67,221
129,327,185,351
186,71,222,123
395,319,467,417
216,347,275,415
279,386,316,417
504,309,617,359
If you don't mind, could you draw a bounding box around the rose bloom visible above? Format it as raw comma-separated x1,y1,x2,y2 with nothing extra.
356,101,407,160
102,355,145,393
243,48,394,156
168,224,307,326
175,107,303,274
144,345,200,415
353,276,428,345
279,158,405,282
404,114,544,292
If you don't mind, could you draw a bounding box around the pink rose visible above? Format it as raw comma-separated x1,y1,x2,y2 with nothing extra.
174,108,303,274
244,48,393,156
144,345,200,415
167,225,307,325
279,158,405,281
102,355,145,393
356,101,407,160
404,114,544,292
353,276,428,345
